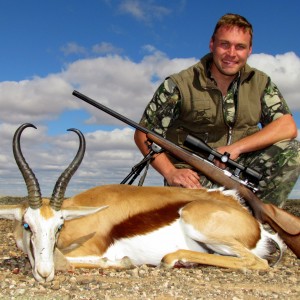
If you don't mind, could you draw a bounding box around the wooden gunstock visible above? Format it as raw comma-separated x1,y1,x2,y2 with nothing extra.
262,204,300,258
147,133,300,258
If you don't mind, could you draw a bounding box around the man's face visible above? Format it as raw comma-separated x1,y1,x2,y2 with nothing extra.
209,25,252,77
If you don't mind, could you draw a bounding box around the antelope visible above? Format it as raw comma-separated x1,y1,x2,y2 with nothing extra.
0,123,285,282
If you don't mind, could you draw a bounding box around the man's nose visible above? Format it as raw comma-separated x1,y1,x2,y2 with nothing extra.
227,46,236,56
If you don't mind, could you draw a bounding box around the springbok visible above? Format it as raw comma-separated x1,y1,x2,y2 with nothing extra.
0,123,285,282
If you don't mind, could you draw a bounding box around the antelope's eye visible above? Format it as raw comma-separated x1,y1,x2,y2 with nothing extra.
58,224,63,231
23,223,30,230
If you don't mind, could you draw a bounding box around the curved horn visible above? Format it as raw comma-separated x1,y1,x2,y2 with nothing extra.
50,128,86,211
13,123,42,209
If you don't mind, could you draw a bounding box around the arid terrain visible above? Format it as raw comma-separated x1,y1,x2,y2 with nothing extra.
0,197,299,300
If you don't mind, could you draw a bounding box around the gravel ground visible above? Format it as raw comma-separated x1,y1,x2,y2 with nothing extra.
0,197,299,300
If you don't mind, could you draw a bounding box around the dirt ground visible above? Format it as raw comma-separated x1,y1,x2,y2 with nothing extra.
0,197,299,300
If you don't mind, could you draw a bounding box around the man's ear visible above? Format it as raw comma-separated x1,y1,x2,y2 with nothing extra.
248,46,252,57
209,38,214,52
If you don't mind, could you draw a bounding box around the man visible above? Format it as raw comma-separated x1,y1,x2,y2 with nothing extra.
134,13,299,207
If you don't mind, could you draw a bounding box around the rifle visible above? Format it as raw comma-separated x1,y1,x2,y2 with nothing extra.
72,90,300,258
183,134,262,193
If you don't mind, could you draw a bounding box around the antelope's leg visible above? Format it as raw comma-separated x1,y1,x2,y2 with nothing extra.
65,255,135,269
161,246,269,270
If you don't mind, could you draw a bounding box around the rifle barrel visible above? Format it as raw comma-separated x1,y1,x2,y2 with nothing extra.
72,90,148,134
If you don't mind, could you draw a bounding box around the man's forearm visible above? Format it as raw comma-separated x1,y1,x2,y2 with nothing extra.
219,114,298,160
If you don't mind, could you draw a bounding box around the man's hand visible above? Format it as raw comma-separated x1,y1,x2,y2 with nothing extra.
135,129,202,189
214,145,240,169
164,168,202,189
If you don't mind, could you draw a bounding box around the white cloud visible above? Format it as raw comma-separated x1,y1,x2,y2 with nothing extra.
61,42,87,56
63,51,197,124
0,50,299,198
118,0,171,22
92,42,123,55
248,52,300,110
0,76,75,123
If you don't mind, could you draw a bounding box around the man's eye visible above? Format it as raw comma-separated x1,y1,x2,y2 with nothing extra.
220,42,229,49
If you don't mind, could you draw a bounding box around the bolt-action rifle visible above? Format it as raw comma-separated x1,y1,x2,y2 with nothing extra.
72,90,300,258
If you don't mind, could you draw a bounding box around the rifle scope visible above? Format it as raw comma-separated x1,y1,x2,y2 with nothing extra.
184,135,262,181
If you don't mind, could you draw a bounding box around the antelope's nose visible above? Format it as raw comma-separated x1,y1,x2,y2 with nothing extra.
37,262,54,279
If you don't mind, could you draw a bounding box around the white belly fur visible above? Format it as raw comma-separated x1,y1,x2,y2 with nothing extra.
102,219,207,266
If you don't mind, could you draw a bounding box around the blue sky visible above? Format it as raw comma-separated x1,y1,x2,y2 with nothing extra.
2,0,300,82
0,0,299,198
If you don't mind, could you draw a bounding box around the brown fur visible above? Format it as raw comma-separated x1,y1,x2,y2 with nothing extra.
180,199,260,249
40,201,55,219
57,185,260,258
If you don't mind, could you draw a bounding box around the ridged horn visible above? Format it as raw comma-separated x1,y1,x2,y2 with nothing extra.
13,123,42,209
50,128,85,211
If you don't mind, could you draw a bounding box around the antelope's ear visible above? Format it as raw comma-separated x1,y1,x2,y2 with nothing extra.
62,205,109,221
0,205,24,221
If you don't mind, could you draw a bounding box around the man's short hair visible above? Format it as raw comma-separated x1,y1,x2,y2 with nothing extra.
212,13,253,46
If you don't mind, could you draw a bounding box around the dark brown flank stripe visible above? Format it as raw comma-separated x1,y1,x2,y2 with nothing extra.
108,201,189,244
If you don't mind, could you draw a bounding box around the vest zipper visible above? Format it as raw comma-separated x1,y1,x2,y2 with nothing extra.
222,95,234,145
227,127,233,145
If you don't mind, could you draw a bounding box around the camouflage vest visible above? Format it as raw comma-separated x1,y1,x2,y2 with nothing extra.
167,54,269,152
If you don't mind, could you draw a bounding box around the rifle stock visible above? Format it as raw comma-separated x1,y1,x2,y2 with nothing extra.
72,90,300,258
